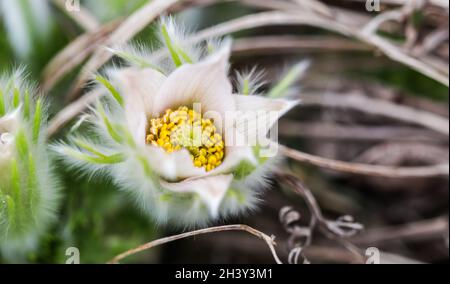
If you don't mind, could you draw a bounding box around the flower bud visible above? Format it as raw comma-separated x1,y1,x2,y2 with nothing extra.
0,71,60,259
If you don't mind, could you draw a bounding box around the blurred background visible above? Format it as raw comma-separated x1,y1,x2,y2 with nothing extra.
0,0,448,263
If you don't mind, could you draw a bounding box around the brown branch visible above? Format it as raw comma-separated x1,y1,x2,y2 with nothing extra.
107,224,283,264
232,35,370,55
413,28,449,56
51,0,100,31
66,0,183,102
47,89,103,137
277,173,366,262
300,92,449,136
279,121,447,143
303,246,364,264
352,216,449,246
187,9,449,85
279,145,449,178
42,20,122,92
342,0,448,9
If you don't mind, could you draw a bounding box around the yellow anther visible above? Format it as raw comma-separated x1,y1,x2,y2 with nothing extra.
160,130,169,139
145,106,225,171
208,155,217,165
198,155,207,165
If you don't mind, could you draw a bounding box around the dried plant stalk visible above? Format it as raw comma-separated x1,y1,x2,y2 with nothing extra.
108,224,282,264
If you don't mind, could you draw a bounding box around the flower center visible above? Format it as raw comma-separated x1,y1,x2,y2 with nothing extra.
146,106,225,171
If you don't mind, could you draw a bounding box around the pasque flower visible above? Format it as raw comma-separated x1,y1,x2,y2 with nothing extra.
55,19,303,226
0,70,59,256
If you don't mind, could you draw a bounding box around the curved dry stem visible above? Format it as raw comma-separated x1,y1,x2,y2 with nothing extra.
107,224,283,264
187,7,448,85
66,0,182,102
278,173,366,263
233,35,370,55
42,20,122,92
280,145,449,178
47,88,103,136
301,92,449,136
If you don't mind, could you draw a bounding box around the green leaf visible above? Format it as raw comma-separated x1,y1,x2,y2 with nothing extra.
15,130,29,162
27,152,39,212
226,188,245,204
5,195,16,231
10,160,22,229
11,160,21,201
253,144,269,164
96,75,124,107
137,155,154,178
112,49,165,73
0,88,5,116
242,78,250,96
73,138,109,159
23,89,31,119
64,147,125,164
233,159,257,180
32,98,43,143
175,45,193,64
97,104,124,144
13,87,20,108
268,61,308,98
161,23,183,67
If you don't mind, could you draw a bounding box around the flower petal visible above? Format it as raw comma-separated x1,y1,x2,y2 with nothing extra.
161,174,233,218
0,109,21,134
111,68,166,145
234,95,299,141
144,145,206,181
152,46,235,133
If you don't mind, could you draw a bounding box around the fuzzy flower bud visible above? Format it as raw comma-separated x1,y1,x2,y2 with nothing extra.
0,71,59,257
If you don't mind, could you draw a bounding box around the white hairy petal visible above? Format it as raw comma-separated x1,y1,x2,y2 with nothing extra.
111,68,166,145
152,46,235,133
234,95,299,141
0,109,21,134
161,174,233,218
144,145,206,181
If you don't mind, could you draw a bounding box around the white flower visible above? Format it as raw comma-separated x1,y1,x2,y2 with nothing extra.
0,70,60,258
55,20,301,226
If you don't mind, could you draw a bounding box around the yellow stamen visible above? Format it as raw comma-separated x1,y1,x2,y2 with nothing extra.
145,106,225,171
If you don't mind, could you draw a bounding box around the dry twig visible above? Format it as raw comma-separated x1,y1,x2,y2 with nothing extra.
51,0,100,31
108,224,282,264
352,216,449,246
42,20,122,92
279,145,449,178
47,89,103,136
279,121,447,143
277,173,365,263
66,0,182,102
300,92,449,136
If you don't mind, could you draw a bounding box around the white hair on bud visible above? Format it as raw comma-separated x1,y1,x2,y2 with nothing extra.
234,67,267,96
0,70,60,261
